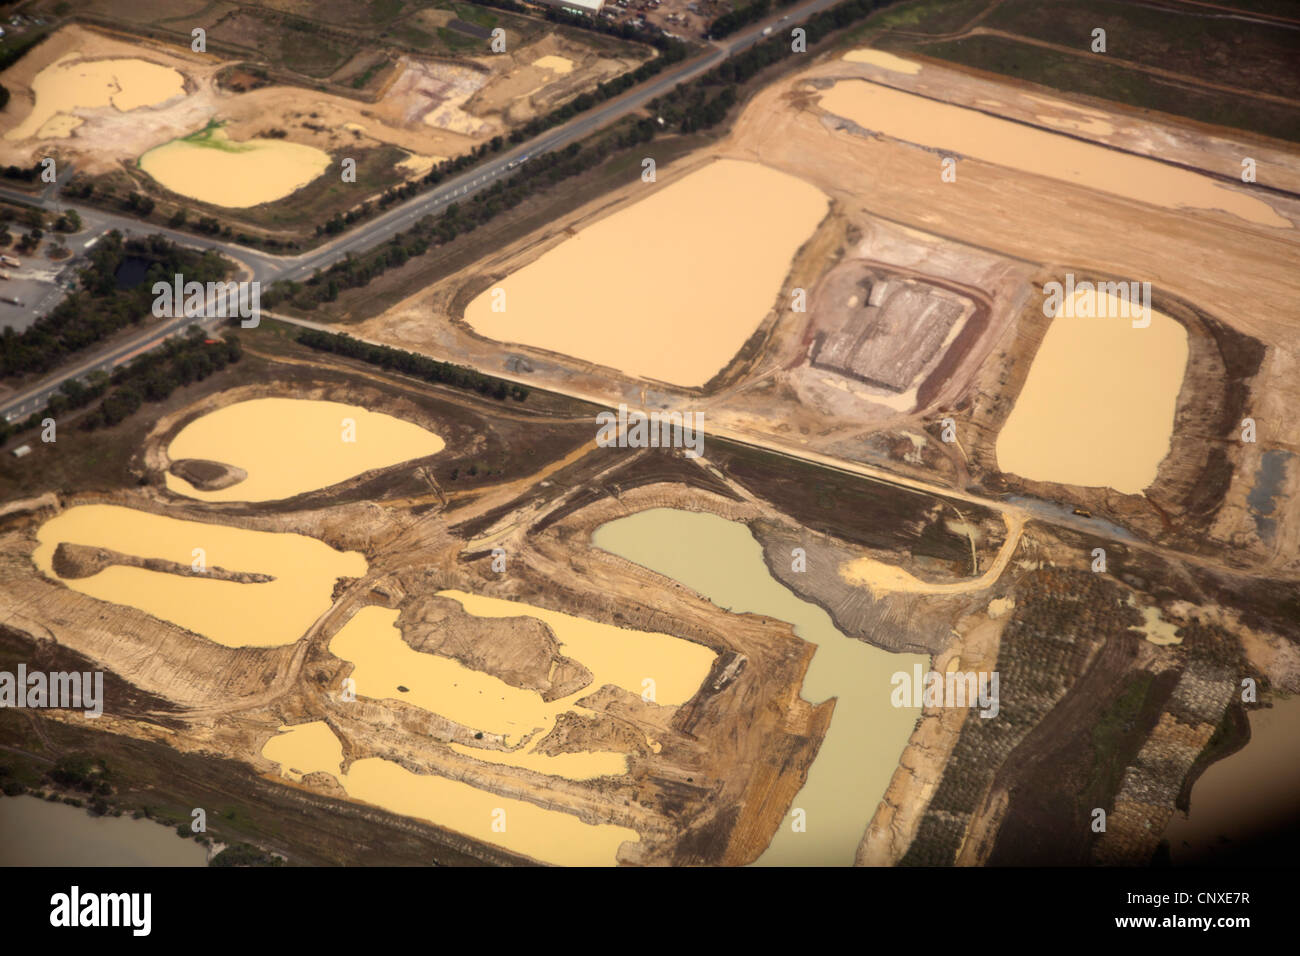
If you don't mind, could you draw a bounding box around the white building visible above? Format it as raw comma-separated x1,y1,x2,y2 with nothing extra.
535,0,605,14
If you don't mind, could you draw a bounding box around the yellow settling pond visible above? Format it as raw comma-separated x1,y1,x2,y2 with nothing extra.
996,287,1188,495
261,721,640,866
138,126,331,208
167,397,445,502
463,158,829,387
5,54,186,142
33,505,366,647
328,597,716,781
817,80,1289,229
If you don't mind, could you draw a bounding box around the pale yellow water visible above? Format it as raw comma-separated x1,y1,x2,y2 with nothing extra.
138,130,332,208
463,158,829,387
593,509,926,866
261,721,343,781
532,55,575,74
33,505,367,647
328,594,713,779
166,397,445,502
818,80,1290,229
996,288,1188,495
5,54,186,142
841,49,921,74
1133,602,1182,645
330,606,560,746
261,720,639,865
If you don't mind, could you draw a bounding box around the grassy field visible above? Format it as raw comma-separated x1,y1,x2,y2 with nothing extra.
861,0,1300,142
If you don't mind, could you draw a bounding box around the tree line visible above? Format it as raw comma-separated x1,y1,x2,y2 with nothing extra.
707,0,802,39
296,328,529,402
0,329,242,444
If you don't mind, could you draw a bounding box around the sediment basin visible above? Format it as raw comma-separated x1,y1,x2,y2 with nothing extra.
166,397,445,502
138,125,331,207
463,158,829,388
995,287,1188,495
33,505,366,647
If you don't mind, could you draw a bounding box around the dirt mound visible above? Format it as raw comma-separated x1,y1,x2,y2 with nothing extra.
169,458,248,491
398,594,592,701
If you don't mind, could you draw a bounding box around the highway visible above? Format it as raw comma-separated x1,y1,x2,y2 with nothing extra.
0,0,843,425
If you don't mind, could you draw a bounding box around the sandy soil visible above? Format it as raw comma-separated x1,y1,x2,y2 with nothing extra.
0,25,648,177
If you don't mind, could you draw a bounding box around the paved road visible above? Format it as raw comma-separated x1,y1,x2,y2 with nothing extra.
0,1,840,424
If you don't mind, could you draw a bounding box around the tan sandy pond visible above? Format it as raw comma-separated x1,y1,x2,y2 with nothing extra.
463,158,829,387
138,124,331,207
166,397,445,502
33,505,366,647
996,287,1188,495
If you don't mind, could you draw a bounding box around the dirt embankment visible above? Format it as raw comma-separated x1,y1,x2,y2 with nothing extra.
399,594,592,702
168,459,248,491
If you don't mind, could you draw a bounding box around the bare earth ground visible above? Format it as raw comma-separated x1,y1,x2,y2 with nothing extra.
0,23,647,198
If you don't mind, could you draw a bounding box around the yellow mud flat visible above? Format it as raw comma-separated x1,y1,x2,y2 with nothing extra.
531,55,574,74
262,721,344,781
996,288,1188,495
818,80,1289,229
167,397,445,502
841,49,921,74
138,129,331,207
463,158,829,387
439,590,716,706
32,505,367,647
261,721,639,865
5,55,186,142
